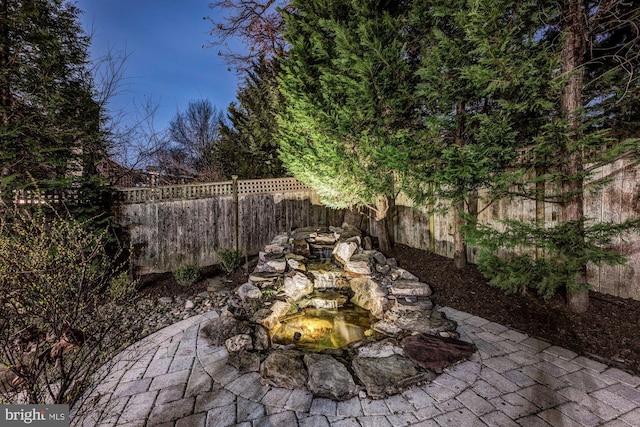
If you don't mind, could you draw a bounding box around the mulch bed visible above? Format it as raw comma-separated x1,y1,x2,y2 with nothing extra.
137,244,640,376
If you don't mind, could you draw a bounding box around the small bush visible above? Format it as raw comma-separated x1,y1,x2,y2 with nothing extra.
173,264,200,286
217,248,244,274
0,204,144,408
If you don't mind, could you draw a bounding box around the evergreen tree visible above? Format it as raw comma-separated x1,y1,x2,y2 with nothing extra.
403,0,555,268
277,0,415,252
0,0,106,215
217,59,286,179
466,0,640,312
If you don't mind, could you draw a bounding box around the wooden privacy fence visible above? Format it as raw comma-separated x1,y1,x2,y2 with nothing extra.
116,177,344,275
384,156,640,301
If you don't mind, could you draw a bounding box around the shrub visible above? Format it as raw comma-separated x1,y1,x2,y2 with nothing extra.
173,264,200,286
217,248,244,274
0,205,144,409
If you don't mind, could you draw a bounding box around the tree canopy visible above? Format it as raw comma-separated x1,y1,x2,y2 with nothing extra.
0,0,106,211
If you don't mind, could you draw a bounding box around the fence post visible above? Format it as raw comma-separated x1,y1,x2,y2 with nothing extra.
232,175,239,252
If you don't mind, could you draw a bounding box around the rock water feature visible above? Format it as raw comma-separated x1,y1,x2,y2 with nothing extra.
200,226,476,400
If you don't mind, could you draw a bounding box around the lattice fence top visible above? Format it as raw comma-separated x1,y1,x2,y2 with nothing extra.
119,177,310,204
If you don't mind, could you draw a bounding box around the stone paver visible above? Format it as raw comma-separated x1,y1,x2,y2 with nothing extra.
72,308,640,427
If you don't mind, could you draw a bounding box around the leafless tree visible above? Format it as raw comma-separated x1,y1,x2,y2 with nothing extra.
204,0,292,71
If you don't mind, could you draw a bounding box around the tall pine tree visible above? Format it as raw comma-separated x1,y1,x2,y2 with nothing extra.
466,0,640,312
217,59,286,179
0,0,105,214
402,0,555,268
277,0,415,252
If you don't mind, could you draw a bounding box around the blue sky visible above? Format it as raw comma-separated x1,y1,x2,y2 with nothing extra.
77,0,239,134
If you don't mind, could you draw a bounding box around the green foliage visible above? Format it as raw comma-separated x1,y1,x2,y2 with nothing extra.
217,248,244,274
0,0,109,216
0,204,143,407
109,271,137,301
277,0,412,214
172,264,201,286
465,216,638,298
217,59,287,179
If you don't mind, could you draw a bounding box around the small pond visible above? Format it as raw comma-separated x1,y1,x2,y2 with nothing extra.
270,305,375,351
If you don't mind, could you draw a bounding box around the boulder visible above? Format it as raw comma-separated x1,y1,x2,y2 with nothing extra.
283,272,314,301
352,355,436,399
199,315,252,347
256,300,294,330
260,350,308,389
332,241,358,265
286,253,307,272
349,277,389,319
264,244,285,254
252,325,271,351
401,334,476,370
225,334,253,352
391,296,434,312
228,351,262,373
344,253,373,275
348,338,404,358
304,354,359,401
388,280,433,297
237,282,263,301
393,310,457,335
291,239,311,257
390,268,419,281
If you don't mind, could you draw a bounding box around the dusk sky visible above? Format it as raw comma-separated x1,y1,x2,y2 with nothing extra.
77,0,240,135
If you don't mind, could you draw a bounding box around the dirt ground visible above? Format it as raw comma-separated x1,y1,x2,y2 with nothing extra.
138,244,640,376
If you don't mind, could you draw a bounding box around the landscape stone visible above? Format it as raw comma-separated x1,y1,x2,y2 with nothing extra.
264,244,285,254
237,282,263,301
349,278,389,319
271,233,290,246
348,338,404,358
252,325,271,351
392,310,457,335
257,300,294,330
391,296,434,312
344,253,373,275
390,268,420,281
200,315,252,347
370,320,403,336
388,280,433,297
332,241,358,265
225,334,253,352
260,350,308,389
283,272,314,301
352,355,436,399
291,239,311,257
304,354,359,401
401,333,476,370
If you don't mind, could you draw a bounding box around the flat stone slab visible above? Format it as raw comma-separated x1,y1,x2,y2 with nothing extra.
352,354,436,399
388,280,433,297
401,333,476,370
392,296,434,312
304,353,359,401
392,309,457,335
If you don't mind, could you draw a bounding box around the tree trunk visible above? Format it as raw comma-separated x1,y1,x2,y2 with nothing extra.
453,102,467,269
374,195,393,254
561,0,588,313
453,199,467,269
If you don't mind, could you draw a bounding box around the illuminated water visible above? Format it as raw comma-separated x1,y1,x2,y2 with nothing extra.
270,305,375,351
